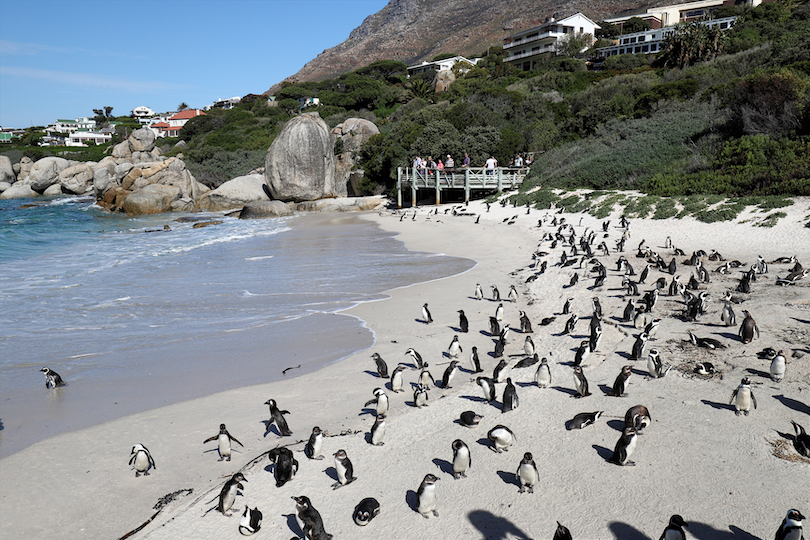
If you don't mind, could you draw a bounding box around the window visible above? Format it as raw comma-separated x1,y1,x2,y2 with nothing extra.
642,45,649,52
719,22,728,29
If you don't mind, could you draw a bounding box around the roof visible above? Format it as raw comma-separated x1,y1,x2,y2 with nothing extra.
169,109,206,120
152,122,170,128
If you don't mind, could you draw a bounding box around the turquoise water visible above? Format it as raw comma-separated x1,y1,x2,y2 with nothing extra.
0,197,474,457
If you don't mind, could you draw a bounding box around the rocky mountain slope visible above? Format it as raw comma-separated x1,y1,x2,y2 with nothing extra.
269,0,658,90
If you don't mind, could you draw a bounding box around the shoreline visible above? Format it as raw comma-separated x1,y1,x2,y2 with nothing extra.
2,198,809,539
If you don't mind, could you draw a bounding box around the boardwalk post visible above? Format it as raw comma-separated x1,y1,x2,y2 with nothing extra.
464,168,470,202
435,170,440,205
497,168,502,192
397,167,402,208
412,167,417,207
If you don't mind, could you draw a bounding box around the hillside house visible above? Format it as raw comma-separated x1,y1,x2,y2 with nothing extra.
66,131,112,147
151,109,206,137
406,56,481,78
503,13,600,70
205,97,241,110
604,0,761,30
49,118,96,135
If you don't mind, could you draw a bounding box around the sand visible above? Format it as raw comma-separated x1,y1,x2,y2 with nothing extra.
1,196,809,540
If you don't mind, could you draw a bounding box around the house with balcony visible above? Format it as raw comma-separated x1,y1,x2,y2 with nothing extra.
66,130,112,147
151,109,206,137
503,13,600,71
604,0,760,31
205,97,241,111
406,56,481,78
49,117,97,135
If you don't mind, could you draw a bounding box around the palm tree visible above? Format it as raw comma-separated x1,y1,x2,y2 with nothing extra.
406,78,435,103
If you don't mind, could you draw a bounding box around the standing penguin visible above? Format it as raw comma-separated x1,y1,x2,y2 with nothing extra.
495,302,505,322
469,346,483,373
610,365,633,397
413,384,429,408
489,316,501,336
775,509,805,540
40,367,66,389
562,297,574,315
267,447,299,487
128,443,156,477
630,332,649,361
475,283,484,300
477,376,497,402
353,498,381,526
562,314,578,335
458,310,469,333
451,439,471,479
659,514,688,540
418,363,435,387
609,426,638,466
770,350,786,382
792,421,810,457
369,414,386,446
390,364,407,393
239,506,262,535
405,347,425,370
364,387,389,416
554,522,573,540
371,353,389,378
493,358,509,383
573,340,590,367
721,301,736,327
203,423,243,461
739,310,759,343
217,473,247,516
508,285,519,302
491,285,501,301
647,349,670,379
573,366,591,397
729,377,757,416
447,335,463,358
416,473,440,518
519,311,533,333
292,496,332,540
305,427,324,460
524,336,535,357
487,424,516,452
516,452,539,494
332,449,356,488
589,325,602,353
264,399,292,436
422,303,433,324
493,336,506,359
535,357,552,388
440,360,460,389
502,378,519,413
622,299,635,322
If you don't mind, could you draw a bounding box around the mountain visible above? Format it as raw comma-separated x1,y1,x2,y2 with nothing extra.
268,0,657,91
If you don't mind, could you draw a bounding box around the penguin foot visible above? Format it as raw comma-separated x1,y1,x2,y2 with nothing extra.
421,513,430,519
433,510,439,517
735,411,742,416
332,482,343,489
519,487,525,493
625,461,636,466
744,410,750,416
375,442,385,446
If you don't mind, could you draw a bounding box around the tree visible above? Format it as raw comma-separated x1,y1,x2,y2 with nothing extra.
555,32,593,57
595,21,620,38
658,21,726,68
623,17,652,34
407,78,435,103
92,106,114,127
177,102,189,111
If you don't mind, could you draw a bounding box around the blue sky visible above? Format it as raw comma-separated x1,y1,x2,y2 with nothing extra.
0,0,389,128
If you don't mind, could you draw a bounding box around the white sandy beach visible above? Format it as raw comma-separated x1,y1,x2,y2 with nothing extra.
1,196,809,540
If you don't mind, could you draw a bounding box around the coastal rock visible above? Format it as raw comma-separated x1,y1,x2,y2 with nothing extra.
121,184,181,215
0,181,11,193
291,196,385,212
198,174,269,211
114,162,134,181
238,200,294,219
93,161,118,198
17,157,33,182
433,69,456,92
111,140,132,159
0,155,15,184
332,118,379,196
0,182,38,199
121,168,143,190
128,127,156,153
43,183,64,196
171,197,195,212
264,112,335,202
58,163,95,194
28,157,70,192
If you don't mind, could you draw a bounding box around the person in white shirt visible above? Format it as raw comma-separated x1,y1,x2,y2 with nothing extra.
485,155,497,175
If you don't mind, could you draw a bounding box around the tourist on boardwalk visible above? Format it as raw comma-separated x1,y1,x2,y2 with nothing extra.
485,155,497,175
462,153,470,167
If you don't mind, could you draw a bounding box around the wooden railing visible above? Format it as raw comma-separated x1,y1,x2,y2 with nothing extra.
397,166,529,207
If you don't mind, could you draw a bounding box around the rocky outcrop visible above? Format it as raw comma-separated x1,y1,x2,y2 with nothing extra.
291,196,385,212
121,184,182,215
0,155,14,184
198,174,269,211
238,200,295,219
28,157,70,192
265,113,336,202
59,163,95,194
434,70,456,92
0,183,38,199
331,118,379,197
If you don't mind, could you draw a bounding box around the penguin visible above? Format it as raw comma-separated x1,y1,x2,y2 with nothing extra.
592,296,603,320
267,447,299,487
647,349,670,379
775,509,805,540
469,346,483,373
475,283,484,300
406,347,424,370
589,325,602,353
631,332,648,360
487,424,516,452
128,443,156,477
738,310,759,344
422,303,433,324
729,377,757,416
459,411,483,427
477,376,497,402
489,316,501,336
305,426,325,460
264,399,293,436
493,358,509,383
364,387,389,416
332,449,355,488
502,378,518,413
554,522,573,540
458,310,469,333
519,311,533,333
514,353,539,368
573,340,590,367
203,423,243,461
218,472,247,516
791,421,810,457
40,367,65,389
413,384,429,407
371,353,389,378
239,506,262,535
416,474,440,518
644,318,661,339
516,452,539,493
721,301,736,327
418,364,435,387
369,413,386,446
668,257,677,275
659,514,688,540
568,273,579,287
609,426,638,466
573,366,591,397
562,314,578,335
688,330,726,350
524,336,535,357
353,498,380,526
770,350,786,382
625,404,652,431
562,297,573,315
668,275,681,297
694,362,716,376
390,364,407,393
535,357,552,388
508,285,519,302
292,496,332,540
639,264,650,284
610,365,633,397
540,316,556,326
451,439,471,478
493,336,506,359
566,411,603,430
440,360,460,389
495,302,504,322
622,299,635,322
447,335,463,358
491,285,501,301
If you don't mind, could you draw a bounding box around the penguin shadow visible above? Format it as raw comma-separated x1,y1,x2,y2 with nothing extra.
459,394,487,403
324,466,339,483
416,318,430,324
686,522,759,539
515,381,535,389
616,351,633,360
480,330,494,338
263,461,276,474
552,386,579,397
476,437,493,450
701,399,736,412
468,510,532,540
598,384,619,397
284,513,304,538
359,407,377,417
630,367,647,377
431,458,455,476
261,421,283,438
607,419,625,432
607,521,652,540
773,394,810,415
594,443,615,462
449,326,464,333
405,490,419,513
717,332,742,342
744,367,771,379
496,470,521,488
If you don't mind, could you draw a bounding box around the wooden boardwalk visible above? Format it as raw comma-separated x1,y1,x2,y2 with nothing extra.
396,166,529,207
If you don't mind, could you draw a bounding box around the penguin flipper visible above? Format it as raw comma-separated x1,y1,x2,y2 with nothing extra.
364,399,376,407
279,410,291,415
203,435,217,444
729,389,738,405
231,435,244,447
751,392,757,409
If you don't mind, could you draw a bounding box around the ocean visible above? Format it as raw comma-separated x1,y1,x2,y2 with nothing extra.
0,196,474,458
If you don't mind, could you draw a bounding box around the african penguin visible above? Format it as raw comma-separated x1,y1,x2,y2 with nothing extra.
264,399,293,436
203,423,243,461
40,367,66,389
353,498,380,526
128,443,156,477
451,439,471,479
516,452,539,493
238,506,262,535
305,427,325,460
217,472,247,516
332,449,355,488
416,473,440,518
267,447,298,487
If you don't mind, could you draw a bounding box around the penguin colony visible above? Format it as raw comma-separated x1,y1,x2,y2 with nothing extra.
38,202,808,539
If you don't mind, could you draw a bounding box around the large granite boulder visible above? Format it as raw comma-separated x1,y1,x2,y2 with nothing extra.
198,174,269,211
59,163,95,194
121,184,181,215
0,155,14,184
17,156,34,182
238,200,294,219
0,181,11,193
93,158,119,198
291,196,385,212
128,127,156,152
433,69,456,92
111,140,132,159
331,118,379,197
43,183,64,196
265,112,335,202
28,157,70,192
0,182,38,199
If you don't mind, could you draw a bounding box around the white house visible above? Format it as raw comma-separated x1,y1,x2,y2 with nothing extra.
150,109,205,138
49,117,97,135
205,97,241,111
131,106,155,118
503,13,600,70
66,131,112,147
406,56,482,78
596,16,738,58
604,0,760,30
